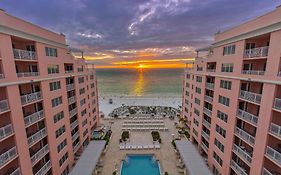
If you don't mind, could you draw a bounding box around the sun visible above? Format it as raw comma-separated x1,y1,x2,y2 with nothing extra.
137,64,145,69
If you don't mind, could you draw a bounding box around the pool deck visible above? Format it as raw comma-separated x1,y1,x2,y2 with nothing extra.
98,116,185,175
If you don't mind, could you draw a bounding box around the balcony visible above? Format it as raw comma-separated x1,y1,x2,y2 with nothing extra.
73,142,80,153
0,124,13,141
0,99,9,113
278,71,281,77
13,49,37,60
204,95,213,103
201,130,210,140
70,120,79,130
0,73,4,79
69,108,78,118
17,72,39,78
31,144,49,166
203,107,212,117
203,119,211,128
235,127,255,146
24,110,44,127
206,69,216,72
239,90,262,104
266,146,281,166
0,146,17,168
27,128,47,146
231,160,248,175
72,131,79,141
244,46,269,58
66,84,75,91
242,70,265,76
21,92,42,105
9,168,20,175
68,96,76,104
233,144,252,165
237,109,258,126
270,123,281,139
34,160,51,175
273,98,281,111
201,142,208,153
205,82,214,90
263,168,275,175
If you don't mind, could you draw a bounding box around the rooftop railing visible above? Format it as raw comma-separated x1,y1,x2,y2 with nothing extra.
0,146,17,168
239,90,262,104
0,124,13,140
237,109,258,126
235,127,255,146
24,110,44,127
0,99,9,113
244,46,269,58
231,160,248,175
13,49,37,60
27,128,47,146
21,92,42,105
233,144,252,164
265,146,281,166
31,144,49,166
273,98,281,111
269,123,281,140
242,70,265,76
17,72,39,78
35,160,51,175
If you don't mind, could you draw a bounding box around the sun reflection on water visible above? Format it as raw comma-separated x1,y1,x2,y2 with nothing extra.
133,69,145,96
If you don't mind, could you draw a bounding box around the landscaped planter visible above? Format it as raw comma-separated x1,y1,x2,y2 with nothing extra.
151,131,161,143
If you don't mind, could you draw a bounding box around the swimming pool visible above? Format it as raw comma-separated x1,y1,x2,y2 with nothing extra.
120,154,161,175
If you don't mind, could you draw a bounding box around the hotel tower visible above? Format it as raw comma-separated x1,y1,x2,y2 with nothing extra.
182,6,281,175
0,9,99,175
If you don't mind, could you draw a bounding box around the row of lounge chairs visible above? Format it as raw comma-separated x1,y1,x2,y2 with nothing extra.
127,117,163,120
124,120,164,124
122,124,165,127
122,127,169,131
119,144,160,150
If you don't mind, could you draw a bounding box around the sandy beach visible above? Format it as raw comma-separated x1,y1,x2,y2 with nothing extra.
99,96,182,117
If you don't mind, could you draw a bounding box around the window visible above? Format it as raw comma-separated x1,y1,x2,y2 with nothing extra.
48,64,59,74
194,108,200,116
90,74,94,80
91,83,95,88
49,81,61,91
91,91,95,97
195,87,201,94
82,119,87,126
186,83,190,88
56,125,66,138
80,98,86,106
81,109,87,116
218,95,230,107
195,98,200,105
221,63,233,72
53,111,64,123
79,88,85,95
77,66,83,72
214,138,224,153
59,152,68,166
193,128,198,136
213,151,223,166
223,45,235,55
193,118,199,126
78,77,84,84
216,125,226,138
186,74,190,79
217,111,228,123
52,96,62,107
45,47,57,57
220,80,232,90
57,139,67,153
196,76,202,82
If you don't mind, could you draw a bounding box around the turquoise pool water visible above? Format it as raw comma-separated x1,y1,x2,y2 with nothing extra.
121,154,160,175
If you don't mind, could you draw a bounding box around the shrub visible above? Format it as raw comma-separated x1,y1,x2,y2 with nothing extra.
151,131,161,142
171,140,176,149
121,131,129,141
165,172,169,175
113,171,116,175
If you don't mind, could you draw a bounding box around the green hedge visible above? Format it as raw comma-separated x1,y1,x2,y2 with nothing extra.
121,131,129,141
151,131,161,143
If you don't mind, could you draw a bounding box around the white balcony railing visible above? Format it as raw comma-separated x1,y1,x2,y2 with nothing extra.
205,82,214,90
27,128,47,146
31,144,49,166
204,95,213,103
65,70,74,73
201,142,208,153
270,123,281,139
263,168,274,175
9,168,20,175
73,142,80,153
273,98,281,111
66,84,75,91
235,127,255,146
17,72,39,78
13,49,37,60
0,73,4,79
70,120,79,130
68,96,76,104
231,160,248,175
206,69,216,72
242,70,265,76
266,146,281,166
0,99,9,113
0,124,13,140
24,110,44,127
203,119,211,128
201,130,210,140
237,109,258,126
244,46,269,58
69,108,78,118
21,92,42,105
203,107,212,116
0,146,17,168
233,144,252,164
278,71,281,77
72,131,79,141
239,90,262,104
35,160,51,175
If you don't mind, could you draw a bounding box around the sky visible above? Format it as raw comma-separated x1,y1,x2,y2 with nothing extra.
0,0,279,68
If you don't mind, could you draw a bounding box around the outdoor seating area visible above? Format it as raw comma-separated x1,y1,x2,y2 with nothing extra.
119,143,161,150
121,117,168,131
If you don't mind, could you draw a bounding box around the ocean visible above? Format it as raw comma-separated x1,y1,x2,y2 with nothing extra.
95,68,184,97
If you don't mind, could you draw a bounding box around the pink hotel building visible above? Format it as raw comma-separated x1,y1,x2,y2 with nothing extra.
0,9,99,175
182,6,281,175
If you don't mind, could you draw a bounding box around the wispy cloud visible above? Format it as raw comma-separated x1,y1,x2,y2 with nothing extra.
76,32,103,39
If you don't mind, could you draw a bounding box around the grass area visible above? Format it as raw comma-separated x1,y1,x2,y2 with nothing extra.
151,131,161,143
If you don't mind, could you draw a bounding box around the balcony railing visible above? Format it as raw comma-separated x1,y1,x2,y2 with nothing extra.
9,168,20,175
239,90,262,104
69,108,78,118
237,109,258,126
21,92,42,105
273,98,281,111
73,142,80,153
266,146,281,166
203,119,211,128
231,160,248,175
205,82,214,90
201,142,208,153
0,146,17,168
0,99,9,113
242,70,265,76
235,127,255,146
233,144,252,164
24,110,44,127
68,96,76,104
65,70,74,73
17,72,39,78
263,168,274,175
206,69,216,72
278,71,281,77
13,49,37,60
35,160,51,175
66,83,75,91
70,120,79,130
203,107,212,116
201,130,210,140
72,131,79,141
204,95,213,103
0,124,13,141
270,123,281,139
244,46,269,58
27,128,47,146
31,144,49,166
0,73,4,79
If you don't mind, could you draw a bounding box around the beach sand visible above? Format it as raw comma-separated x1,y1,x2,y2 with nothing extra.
99,96,182,117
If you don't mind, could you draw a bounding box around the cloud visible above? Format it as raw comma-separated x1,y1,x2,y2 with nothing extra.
76,32,103,39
